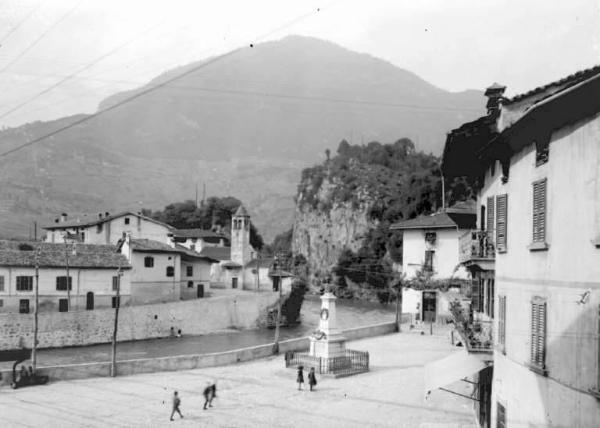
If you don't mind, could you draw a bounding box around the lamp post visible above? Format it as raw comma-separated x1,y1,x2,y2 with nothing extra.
111,260,123,377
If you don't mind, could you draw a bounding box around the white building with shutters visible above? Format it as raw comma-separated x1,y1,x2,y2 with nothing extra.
442,66,600,427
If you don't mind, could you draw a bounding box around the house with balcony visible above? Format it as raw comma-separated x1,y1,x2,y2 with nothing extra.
440,66,600,428
390,205,475,324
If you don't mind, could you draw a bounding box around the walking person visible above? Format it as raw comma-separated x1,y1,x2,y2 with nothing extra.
203,382,213,410
308,367,317,391
296,365,304,390
170,391,183,421
208,382,217,407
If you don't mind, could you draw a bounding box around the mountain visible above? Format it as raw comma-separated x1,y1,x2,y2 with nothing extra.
0,36,484,241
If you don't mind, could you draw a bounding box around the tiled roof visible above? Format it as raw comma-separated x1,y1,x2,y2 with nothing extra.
244,257,274,269
171,229,228,239
222,261,242,268
43,211,172,231
234,205,249,217
130,239,180,253
505,64,600,104
198,246,231,261
0,240,130,269
390,211,476,231
174,244,219,263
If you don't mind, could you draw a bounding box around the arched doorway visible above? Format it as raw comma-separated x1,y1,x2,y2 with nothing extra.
86,292,94,310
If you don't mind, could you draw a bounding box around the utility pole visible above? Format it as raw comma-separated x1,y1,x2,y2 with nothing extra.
63,236,71,311
111,260,123,377
441,170,446,210
32,246,41,372
272,253,283,354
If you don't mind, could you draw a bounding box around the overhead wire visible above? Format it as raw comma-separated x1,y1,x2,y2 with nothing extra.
0,0,82,75
0,0,45,46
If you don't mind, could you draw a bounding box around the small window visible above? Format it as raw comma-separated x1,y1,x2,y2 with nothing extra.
497,402,506,428
186,266,193,277
16,276,33,291
535,140,549,166
498,295,506,353
124,217,130,225
144,256,154,268
0,299,4,307
19,299,29,314
530,297,547,374
97,223,103,233
532,179,548,246
112,276,119,291
423,250,434,272
0,275,4,291
190,244,196,251
424,232,436,245
58,298,69,312
81,232,85,241
112,296,120,308
187,281,194,288
56,276,73,291
166,266,175,277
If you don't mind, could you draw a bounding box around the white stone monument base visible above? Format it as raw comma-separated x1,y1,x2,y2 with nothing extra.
309,334,347,359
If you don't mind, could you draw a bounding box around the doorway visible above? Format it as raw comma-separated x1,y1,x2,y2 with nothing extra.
232,277,238,289
272,276,280,292
86,292,94,310
422,291,437,323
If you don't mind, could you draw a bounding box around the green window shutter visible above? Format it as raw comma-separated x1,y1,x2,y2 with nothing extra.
496,194,508,251
532,179,547,243
487,196,495,233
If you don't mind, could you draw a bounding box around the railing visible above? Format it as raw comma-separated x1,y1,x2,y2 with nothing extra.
459,230,495,263
455,319,494,353
285,349,369,376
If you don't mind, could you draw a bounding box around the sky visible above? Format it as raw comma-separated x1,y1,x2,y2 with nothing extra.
0,0,598,128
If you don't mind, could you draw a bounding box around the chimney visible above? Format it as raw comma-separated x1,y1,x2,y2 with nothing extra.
105,212,110,218
98,213,103,219
60,213,68,222
485,83,506,116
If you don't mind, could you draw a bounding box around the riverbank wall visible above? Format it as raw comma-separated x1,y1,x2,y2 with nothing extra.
0,291,279,351
0,322,396,386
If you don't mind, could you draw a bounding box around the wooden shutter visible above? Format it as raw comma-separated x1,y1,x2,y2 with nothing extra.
498,296,506,350
487,196,495,233
496,194,508,251
471,279,480,313
530,299,547,369
497,402,506,428
532,179,547,243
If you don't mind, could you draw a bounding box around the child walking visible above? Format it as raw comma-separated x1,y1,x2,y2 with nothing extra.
170,391,183,421
296,366,304,390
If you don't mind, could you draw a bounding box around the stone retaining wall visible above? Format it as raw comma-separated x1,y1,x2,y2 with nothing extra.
0,291,279,351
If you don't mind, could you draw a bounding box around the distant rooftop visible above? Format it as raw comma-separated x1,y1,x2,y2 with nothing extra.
43,211,172,231
390,210,476,231
198,246,231,261
171,229,228,240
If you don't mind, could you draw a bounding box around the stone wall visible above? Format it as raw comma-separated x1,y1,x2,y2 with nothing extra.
0,291,278,351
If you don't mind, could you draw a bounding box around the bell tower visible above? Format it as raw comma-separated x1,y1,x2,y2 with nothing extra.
231,205,251,266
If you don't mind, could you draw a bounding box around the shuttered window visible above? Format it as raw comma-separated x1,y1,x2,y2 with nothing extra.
487,196,495,233
424,250,434,272
471,279,483,313
496,194,508,252
498,296,506,352
530,298,547,372
497,402,506,428
532,179,547,243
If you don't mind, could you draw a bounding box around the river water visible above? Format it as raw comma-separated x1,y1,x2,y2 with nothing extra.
2,295,396,368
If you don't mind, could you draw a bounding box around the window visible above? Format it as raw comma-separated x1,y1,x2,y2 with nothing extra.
425,232,437,245
0,299,3,307
112,296,120,308
86,292,94,310
471,278,484,313
187,281,193,288
144,256,154,268
486,196,495,233
532,179,548,247
58,299,69,312
423,250,434,272
496,194,508,252
124,217,130,225
16,276,33,291
19,299,29,314
97,223,103,233
535,140,549,166
530,297,547,374
56,276,73,291
112,276,119,291
0,275,4,291
497,402,506,428
186,266,193,277
498,295,506,353
190,244,196,251
166,266,174,277
485,279,495,317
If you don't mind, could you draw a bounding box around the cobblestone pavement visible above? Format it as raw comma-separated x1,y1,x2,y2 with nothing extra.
0,329,477,428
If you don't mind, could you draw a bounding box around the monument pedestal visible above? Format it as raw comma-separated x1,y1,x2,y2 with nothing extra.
309,292,347,359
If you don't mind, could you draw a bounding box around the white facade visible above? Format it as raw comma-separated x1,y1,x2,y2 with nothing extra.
180,258,212,299
44,213,172,245
401,228,470,280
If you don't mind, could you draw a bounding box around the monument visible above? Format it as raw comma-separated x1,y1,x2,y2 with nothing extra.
309,291,346,358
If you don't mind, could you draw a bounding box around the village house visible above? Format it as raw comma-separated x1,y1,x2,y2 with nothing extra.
171,228,229,252
390,204,475,325
0,240,131,313
441,66,600,427
43,211,173,245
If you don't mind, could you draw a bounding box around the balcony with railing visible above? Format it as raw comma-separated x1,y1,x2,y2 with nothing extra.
450,305,494,354
459,230,495,264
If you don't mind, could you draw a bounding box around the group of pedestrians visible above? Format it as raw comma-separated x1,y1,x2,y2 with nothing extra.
169,381,217,421
296,366,317,391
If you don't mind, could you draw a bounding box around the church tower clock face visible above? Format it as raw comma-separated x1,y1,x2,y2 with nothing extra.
320,308,329,320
